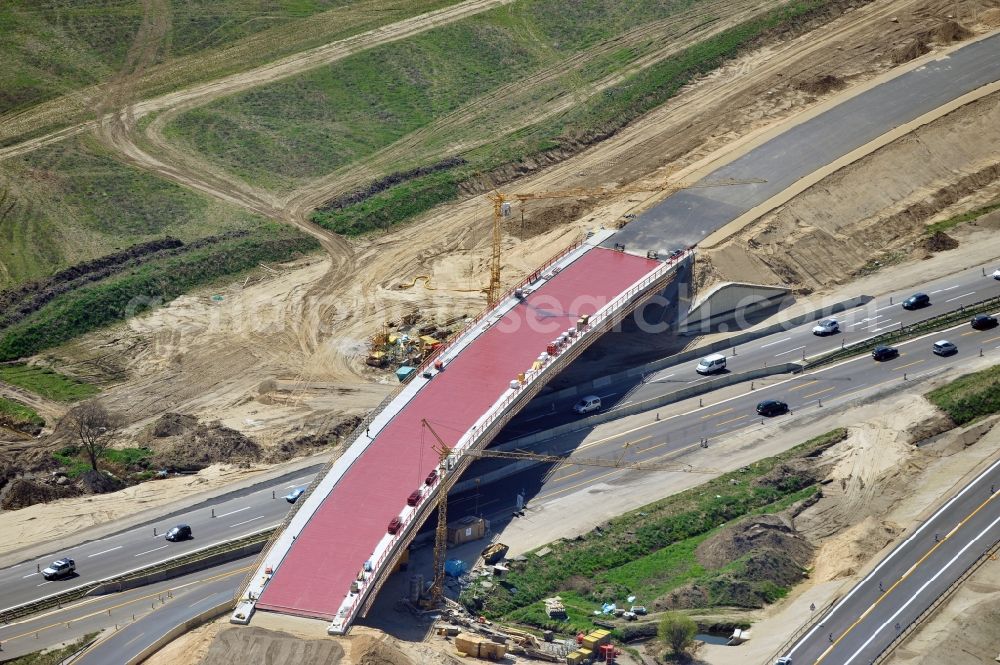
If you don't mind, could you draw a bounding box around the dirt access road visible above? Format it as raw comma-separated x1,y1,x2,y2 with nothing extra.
33,0,997,455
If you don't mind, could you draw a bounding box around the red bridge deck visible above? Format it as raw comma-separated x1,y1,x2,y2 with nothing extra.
256,247,659,619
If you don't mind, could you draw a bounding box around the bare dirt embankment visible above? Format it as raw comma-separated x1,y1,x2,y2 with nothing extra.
700,389,1000,665
5,0,998,551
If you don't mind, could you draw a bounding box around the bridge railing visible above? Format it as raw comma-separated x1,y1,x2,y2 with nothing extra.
328,248,684,631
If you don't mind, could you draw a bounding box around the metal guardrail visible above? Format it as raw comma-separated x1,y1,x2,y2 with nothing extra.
760,596,841,665
806,293,1000,369
0,530,271,626
871,536,1000,664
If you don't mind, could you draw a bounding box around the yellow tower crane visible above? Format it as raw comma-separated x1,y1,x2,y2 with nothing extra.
419,419,720,608
484,177,765,307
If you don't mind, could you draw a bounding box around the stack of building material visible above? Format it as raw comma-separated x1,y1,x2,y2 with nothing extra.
454,633,507,660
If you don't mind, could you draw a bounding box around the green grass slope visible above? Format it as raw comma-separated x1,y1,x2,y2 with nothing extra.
163,0,724,190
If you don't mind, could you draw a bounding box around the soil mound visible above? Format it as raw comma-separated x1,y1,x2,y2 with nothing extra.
1,477,78,510
351,634,417,665
79,469,126,494
796,73,845,95
922,231,959,252
151,413,198,438
200,626,344,665
152,421,261,471
695,514,812,569
265,414,362,462
656,515,814,610
752,460,822,493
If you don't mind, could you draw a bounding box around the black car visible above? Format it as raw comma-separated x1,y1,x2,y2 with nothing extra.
872,345,899,361
756,399,789,417
165,524,192,542
901,293,930,310
971,314,998,330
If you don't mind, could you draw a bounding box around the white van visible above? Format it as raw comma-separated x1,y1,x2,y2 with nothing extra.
573,395,602,414
696,353,727,375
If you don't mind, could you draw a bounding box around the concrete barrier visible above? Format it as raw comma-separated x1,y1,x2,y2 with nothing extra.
86,538,267,597
125,599,233,665
452,362,802,492
524,295,871,412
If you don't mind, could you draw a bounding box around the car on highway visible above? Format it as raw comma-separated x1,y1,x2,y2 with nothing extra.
872,345,899,361
811,318,840,335
573,395,602,414
901,292,930,310
669,248,685,260
42,558,75,580
284,488,306,503
165,524,193,542
971,313,998,330
756,399,789,417
932,340,957,356
774,658,792,665
991,268,1000,280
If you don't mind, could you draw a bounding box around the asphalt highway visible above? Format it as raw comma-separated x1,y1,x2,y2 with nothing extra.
0,558,251,661
0,470,312,612
450,296,1000,517
504,263,1000,438
781,459,1000,665
608,32,1000,251
74,564,246,665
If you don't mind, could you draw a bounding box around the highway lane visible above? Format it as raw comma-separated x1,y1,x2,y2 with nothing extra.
4,262,996,616
0,558,251,661
0,471,312,612
505,263,1000,437
73,564,245,665
609,32,1000,251
780,459,1000,665
451,305,1000,515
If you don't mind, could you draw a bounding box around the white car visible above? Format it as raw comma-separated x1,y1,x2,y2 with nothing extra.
811,318,840,336
991,268,1000,280
572,395,602,414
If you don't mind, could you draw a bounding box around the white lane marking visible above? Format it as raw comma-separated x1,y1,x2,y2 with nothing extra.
850,314,884,329
759,336,792,349
842,511,1000,665
134,544,169,557
929,285,960,294
88,546,123,558
215,506,251,519
597,392,620,399
651,372,675,381
123,632,146,648
230,516,264,528
945,291,976,302
875,303,898,312
871,321,901,333
774,345,806,357
22,572,39,578
787,454,1000,657
37,581,53,587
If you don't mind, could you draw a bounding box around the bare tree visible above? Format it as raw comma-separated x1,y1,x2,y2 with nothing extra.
63,401,126,472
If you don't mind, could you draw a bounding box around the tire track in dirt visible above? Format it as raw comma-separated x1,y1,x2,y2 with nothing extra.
284,0,784,215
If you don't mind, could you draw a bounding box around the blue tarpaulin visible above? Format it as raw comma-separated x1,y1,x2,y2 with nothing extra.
444,559,467,577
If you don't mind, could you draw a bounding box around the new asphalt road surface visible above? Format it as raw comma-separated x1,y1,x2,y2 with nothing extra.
608,32,1000,251
780,458,1000,665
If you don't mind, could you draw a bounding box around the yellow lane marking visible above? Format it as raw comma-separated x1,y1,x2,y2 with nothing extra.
576,422,663,451
553,468,586,483
5,566,251,643
893,359,925,372
700,407,733,420
802,386,836,399
790,380,819,392
814,490,999,664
